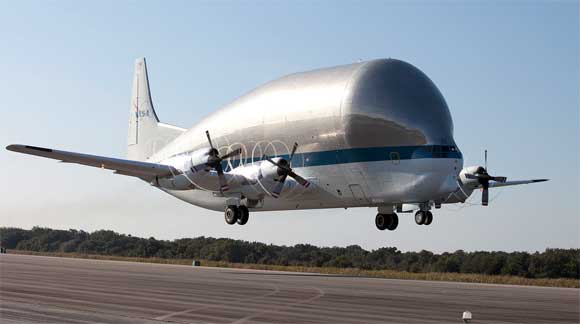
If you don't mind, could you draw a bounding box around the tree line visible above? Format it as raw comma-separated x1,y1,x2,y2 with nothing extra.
1,226,578,279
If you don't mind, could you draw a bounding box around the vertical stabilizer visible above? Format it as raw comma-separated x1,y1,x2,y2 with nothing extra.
127,58,185,161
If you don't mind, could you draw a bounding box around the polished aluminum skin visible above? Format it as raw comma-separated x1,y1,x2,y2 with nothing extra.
150,59,463,211
152,59,457,161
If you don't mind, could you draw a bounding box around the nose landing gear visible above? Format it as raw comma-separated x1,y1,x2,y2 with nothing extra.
375,213,399,231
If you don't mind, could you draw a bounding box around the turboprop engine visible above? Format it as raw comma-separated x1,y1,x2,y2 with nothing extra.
457,166,485,195
154,131,241,191
153,147,212,190
259,142,310,198
457,151,507,206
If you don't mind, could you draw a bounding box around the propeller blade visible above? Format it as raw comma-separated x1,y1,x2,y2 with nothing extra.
263,155,291,172
491,176,507,183
289,142,298,162
215,162,223,175
288,171,310,187
218,173,229,191
263,154,280,167
205,130,214,149
465,173,479,180
482,185,489,206
272,179,285,198
215,163,229,191
221,148,242,160
277,173,288,183
484,149,488,170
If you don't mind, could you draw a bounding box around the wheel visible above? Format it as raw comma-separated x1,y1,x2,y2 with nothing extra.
237,206,249,225
224,205,239,225
415,211,426,225
375,213,388,230
424,211,433,225
386,213,399,231
376,213,398,231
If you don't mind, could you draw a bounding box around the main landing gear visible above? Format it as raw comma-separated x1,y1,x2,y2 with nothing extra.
375,213,399,231
374,206,435,231
415,210,433,225
224,205,250,225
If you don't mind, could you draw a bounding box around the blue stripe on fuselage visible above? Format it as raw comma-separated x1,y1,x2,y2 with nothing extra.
224,145,462,169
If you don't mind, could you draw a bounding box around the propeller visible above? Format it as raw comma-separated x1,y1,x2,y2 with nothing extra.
465,150,507,206
205,130,241,192
262,142,310,198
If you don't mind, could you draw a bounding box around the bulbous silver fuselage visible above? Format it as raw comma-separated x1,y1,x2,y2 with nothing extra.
153,59,463,211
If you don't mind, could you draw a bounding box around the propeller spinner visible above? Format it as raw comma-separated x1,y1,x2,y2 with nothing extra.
205,130,241,192
465,150,507,206
263,142,310,198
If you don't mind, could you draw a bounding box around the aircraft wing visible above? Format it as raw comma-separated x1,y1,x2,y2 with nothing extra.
6,144,179,180
488,179,548,188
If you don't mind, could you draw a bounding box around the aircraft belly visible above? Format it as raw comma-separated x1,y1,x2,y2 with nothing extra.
356,158,460,204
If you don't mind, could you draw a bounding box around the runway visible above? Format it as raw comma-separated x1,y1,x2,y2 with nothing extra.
1,254,578,324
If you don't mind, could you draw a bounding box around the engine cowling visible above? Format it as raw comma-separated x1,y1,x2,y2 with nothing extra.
258,158,282,183
186,147,213,173
441,166,484,203
154,147,212,190
459,166,484,191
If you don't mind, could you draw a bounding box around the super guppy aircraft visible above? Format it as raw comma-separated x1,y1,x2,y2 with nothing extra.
6,58,548,231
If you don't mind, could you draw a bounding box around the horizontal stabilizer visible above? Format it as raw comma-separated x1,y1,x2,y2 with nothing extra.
488,179,548,188
6,144,179,180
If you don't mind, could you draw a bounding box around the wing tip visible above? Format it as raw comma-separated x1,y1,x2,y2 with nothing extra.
533,179,549,183
6,144,19,152
6,144,53,153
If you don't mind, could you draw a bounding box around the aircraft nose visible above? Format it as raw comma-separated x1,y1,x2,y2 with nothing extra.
344,59,457,148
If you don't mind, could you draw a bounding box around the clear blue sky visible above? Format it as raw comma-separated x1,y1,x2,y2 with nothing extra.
1,1,578,252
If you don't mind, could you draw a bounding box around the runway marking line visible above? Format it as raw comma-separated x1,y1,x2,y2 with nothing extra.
229,287,325,324
153,283,281,321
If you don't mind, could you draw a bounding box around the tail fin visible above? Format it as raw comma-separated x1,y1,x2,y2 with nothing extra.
127,58,185,161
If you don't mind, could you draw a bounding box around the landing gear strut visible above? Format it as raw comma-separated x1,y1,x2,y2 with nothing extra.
224,205,250,225
415,210,433,225
375,213,399,231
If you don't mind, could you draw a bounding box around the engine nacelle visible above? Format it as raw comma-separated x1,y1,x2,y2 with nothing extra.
459,166,484,190
258,158,282,183
181,147,213,173
154,147,212,190
442,165,484,203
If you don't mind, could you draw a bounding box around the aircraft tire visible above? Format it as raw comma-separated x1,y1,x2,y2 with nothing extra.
375,213,389,231
424,211,433,225
237,206,249,225
415,211,426,225
224,206,239,225
386,213,399,231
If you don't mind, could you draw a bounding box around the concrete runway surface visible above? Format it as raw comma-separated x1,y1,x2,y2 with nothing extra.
1,254,578,324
